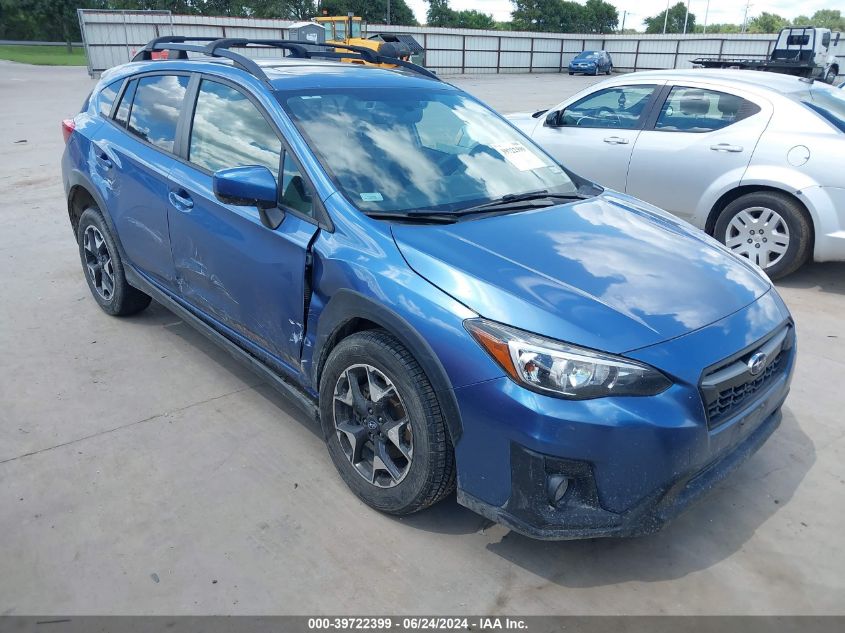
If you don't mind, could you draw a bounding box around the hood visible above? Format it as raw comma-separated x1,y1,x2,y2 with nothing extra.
505,111,541,135
392,193,771,354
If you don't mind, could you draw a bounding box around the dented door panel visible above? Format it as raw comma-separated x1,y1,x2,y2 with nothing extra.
167,162,318,373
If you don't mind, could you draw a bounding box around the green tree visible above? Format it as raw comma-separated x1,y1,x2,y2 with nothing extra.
808,9,845,31
747,12,787,34
583,0,618,34
426,0,453,27
792,15,812,26
251,1,317,20
643,2,695,34
453,10,496,29
319,0,416,25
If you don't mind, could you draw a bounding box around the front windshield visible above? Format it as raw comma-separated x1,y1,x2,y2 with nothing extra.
280,88,578,214
575,52,599,60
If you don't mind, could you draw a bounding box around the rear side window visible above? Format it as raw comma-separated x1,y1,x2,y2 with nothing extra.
113,79,137,128
188,80,282,175
561,85,657,129
98,79,122,118
127,75,189,152
655,87,761,133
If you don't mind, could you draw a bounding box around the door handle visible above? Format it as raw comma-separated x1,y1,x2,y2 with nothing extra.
603,136,629,145
93,144,113,169
168,189,194,211
710,143,743,153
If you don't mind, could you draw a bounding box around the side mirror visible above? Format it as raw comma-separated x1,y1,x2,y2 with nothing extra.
545,110,562,127
213,165,283,229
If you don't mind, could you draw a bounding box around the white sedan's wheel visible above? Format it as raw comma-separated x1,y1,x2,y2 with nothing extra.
724,206,790,269
714,191,812,279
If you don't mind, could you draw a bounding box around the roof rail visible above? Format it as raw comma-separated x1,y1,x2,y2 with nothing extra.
131,36,440,84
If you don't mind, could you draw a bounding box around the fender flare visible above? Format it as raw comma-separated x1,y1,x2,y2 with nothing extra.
66,168,129,262
312,289,464,444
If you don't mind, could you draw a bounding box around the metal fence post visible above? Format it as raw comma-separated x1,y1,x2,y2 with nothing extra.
559,38,564,73
497,35,502,73
673,38,681,69
529,37,534,73
461,34,466,74
634,39,640,72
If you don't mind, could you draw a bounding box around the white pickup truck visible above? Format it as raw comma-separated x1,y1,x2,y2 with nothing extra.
693,26,841,84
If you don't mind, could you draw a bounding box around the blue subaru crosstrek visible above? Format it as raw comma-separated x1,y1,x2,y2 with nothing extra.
61,37,796,539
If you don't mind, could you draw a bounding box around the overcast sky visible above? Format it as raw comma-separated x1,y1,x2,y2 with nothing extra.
405,0,837,28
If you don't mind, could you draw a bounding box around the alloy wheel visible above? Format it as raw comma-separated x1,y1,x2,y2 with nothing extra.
333,363,413,488
83,225,115,300
724,206,790,269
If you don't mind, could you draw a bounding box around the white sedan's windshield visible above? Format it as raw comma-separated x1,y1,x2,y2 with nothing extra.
280,88,578,214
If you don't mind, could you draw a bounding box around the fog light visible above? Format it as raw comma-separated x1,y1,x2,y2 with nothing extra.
547,474,569,506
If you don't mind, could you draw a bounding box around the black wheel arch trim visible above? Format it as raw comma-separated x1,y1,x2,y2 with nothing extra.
312,289,464,444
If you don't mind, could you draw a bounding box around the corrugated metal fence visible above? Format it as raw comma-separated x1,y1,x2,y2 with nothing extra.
79,9,843,77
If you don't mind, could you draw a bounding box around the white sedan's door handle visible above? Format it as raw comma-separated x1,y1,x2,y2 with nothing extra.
603,136,629,145
710,143,744,153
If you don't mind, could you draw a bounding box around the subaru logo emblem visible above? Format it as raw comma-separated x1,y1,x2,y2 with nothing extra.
748,352,767,376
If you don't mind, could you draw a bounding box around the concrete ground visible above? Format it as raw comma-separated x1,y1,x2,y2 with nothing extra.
1,62,844,616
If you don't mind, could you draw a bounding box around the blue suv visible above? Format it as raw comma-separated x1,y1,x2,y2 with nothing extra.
61,37,795,539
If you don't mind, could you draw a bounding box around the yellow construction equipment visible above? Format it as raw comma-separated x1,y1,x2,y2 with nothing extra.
314,13,424,68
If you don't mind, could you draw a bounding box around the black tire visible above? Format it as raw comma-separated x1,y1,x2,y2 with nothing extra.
568,71,574,75
77,207,151,316
606,65,612,75
319,330,456,515
823,67,837,84
714,191,812,280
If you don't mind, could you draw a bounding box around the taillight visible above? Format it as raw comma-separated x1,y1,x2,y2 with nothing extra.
62,118,76,143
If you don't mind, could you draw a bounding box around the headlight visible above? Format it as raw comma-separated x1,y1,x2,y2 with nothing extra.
465,319,672,399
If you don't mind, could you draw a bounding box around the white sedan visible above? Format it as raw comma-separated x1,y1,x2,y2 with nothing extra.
509,69,845,278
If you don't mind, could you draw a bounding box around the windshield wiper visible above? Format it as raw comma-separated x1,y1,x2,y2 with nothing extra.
454,190,593,217
364,211,459,224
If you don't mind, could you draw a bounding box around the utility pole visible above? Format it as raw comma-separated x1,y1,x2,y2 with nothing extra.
663,0,671,34
703,0,711,33
387,0,391,25
741,0,752,33
683,0,691,34
621,10,627,32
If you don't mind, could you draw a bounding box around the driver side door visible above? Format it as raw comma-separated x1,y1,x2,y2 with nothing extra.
530,84,662,190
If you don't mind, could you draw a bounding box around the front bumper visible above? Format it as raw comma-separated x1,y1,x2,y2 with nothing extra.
452,292,794,539
458,404,783,540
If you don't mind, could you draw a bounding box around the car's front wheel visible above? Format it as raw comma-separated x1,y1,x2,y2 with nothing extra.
319,330,456,515
77,207,152,316
823,67,837,84
714,191,812,279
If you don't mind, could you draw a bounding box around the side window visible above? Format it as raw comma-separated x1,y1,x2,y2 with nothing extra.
98,79,122,118
189,80,282,176
127,75,189,152
654,87,761,133
280,152,315,217
561,85,657,129
113,79,137,128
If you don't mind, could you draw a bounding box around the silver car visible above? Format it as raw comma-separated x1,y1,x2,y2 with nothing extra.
509,69,845,278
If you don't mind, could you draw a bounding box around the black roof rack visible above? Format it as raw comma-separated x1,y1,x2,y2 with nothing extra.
130,36,440,84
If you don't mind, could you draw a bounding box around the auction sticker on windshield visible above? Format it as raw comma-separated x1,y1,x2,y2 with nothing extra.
492,141,549,171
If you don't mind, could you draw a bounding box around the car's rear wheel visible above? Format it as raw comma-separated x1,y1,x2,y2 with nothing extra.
714,191,812,279
77,207,151,316
319,330,456,515
606,65,612,75
823,67,837,84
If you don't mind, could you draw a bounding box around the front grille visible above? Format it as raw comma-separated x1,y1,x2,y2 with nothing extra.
700,325,794,429
706,351,785,424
